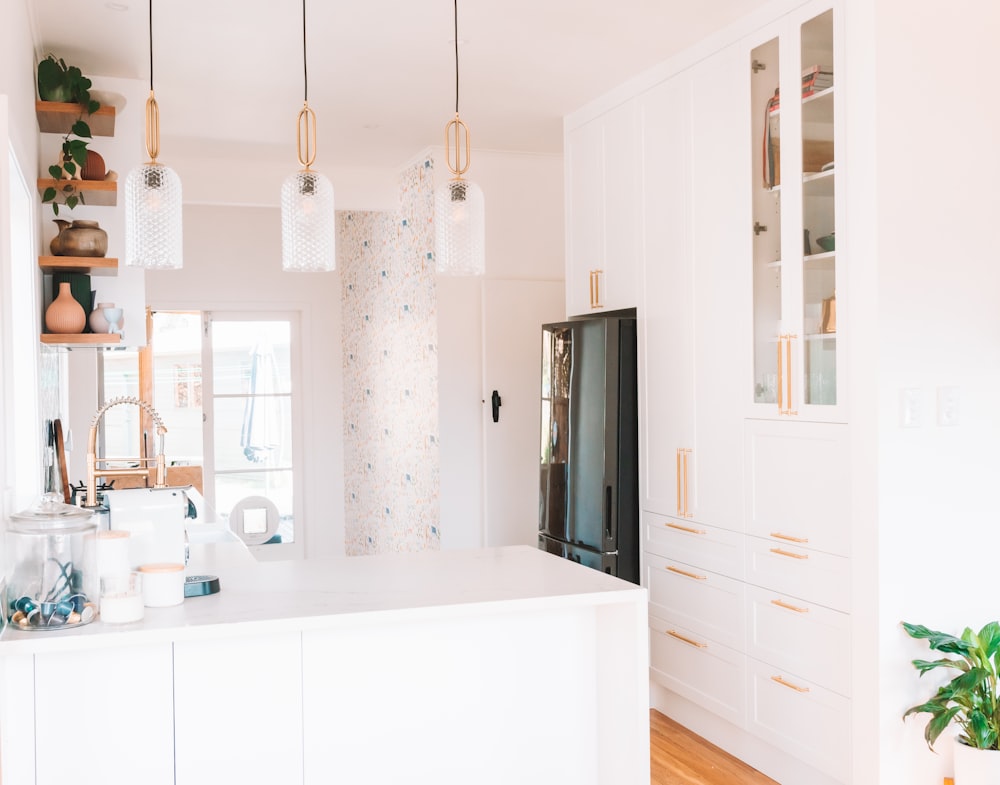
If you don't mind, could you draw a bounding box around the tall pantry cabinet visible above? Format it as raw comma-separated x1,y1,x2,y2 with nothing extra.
564,1,853,783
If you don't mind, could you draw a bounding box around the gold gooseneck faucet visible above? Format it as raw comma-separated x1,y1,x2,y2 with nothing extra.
85,396,168,507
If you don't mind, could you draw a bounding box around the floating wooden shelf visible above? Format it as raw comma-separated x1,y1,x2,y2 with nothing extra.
37,178,117,206
38,256,118,276
40,333,121,346
35,100,116,136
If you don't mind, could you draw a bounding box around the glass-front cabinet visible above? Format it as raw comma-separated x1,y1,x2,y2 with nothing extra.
750,5,844,422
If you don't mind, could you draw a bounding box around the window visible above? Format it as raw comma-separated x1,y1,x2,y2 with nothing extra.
100,310,302,556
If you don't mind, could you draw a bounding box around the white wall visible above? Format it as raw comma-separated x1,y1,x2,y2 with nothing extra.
0,0,41,521
431,149,565,550
860,1,1000,783
145,204,345,561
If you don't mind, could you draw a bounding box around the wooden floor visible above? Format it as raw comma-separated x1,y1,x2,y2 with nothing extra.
650,710,777,785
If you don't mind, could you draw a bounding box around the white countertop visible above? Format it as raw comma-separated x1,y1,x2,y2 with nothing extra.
0,545,646,655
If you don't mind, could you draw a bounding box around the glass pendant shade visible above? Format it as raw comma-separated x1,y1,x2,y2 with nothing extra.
434,177,485,276
281,169,336,272
124,162,183,269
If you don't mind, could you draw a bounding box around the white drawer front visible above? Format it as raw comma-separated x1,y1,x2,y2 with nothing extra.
745,535,850,612
649,615,745,728
644,511,744,579
746,584,851,697
746,657,850,783
744,420,850,558
646,552,744,650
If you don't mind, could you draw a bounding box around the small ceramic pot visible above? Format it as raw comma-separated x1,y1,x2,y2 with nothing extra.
89,302,115,334
81,149,106,181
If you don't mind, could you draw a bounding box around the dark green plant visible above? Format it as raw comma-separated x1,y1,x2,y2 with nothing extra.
37,55,99,111
902,620,1000,751
37,55,102,214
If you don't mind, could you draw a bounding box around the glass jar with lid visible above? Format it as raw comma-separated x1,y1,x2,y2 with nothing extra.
5,494,99,630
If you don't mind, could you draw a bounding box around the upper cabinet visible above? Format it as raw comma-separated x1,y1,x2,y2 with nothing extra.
749,7,845,423
564,99,639,316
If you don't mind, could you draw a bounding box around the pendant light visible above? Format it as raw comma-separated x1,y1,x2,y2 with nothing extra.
125,0,183,270
281,0,335,272
434,0,485,276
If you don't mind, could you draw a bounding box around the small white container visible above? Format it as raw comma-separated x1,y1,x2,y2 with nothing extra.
138,563,185,607
96,529,131,578
100,572,144,624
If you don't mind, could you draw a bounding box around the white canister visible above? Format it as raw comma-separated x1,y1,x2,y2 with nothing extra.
100,572,144,624
96,529,131,578
138,563,185,607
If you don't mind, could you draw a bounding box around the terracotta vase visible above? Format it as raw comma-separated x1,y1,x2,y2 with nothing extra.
89,302,115,333
45,282,87,334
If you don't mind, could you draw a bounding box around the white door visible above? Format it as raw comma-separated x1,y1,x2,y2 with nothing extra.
483,279,565,547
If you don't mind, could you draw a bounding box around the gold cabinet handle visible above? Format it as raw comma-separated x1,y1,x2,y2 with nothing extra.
771,675,810,693
666,522,705,535
667,630,707,649
682,448,692,518
589,269,604,309
667,565,707,581
770,532,809,543
675,448,682,518
769,547,809,560
771,598,810,613
776,334,784,413
785,334,797,416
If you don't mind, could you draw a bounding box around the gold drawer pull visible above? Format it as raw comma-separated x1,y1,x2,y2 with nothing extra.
771,675,810,693
770,547,809,560
667,566,707,581
771,598,809,613
770,531,809,543
666,522,705,535
667,630,707,649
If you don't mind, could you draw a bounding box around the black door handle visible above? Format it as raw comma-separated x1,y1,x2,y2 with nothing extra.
491,390,502,422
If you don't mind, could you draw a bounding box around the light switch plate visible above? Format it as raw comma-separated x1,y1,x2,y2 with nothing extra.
901,388,922,428
937,386,960,427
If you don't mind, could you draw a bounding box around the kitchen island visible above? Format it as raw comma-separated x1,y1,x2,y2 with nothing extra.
0,545,648,785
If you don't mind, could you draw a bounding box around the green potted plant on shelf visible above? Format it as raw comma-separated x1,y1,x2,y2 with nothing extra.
37,55,102,214
902,620,1000,784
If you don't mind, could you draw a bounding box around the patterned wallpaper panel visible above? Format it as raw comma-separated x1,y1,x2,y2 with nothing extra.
339,158,441,555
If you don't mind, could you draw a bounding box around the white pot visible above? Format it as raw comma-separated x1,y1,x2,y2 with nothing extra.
953,736,1000,784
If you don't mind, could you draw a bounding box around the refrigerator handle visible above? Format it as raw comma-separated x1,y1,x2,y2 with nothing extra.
604,485,615,544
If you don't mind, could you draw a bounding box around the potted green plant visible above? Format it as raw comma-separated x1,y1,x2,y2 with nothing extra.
902,620,1000,784
37,55,102,214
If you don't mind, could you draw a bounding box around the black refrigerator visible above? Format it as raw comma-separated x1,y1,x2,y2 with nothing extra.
538,313,639,584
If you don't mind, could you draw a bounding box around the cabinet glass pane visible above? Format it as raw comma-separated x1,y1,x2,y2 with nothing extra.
751,37,782,404
801,10,836,405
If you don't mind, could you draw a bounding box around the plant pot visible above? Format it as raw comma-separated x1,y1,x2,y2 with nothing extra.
954,737,1000,784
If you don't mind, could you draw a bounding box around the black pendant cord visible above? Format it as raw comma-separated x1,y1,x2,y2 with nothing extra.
302,0,309,102
453,0,459,115
148,0,154,91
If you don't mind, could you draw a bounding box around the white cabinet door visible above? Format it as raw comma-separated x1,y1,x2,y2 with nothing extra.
565,118,604,316
744,418,850,557
565,100,638,317
638,73,694,518
34,643,174,785
602,100,639,312
638,46,746,533
173,632,303,785
689,43,751,532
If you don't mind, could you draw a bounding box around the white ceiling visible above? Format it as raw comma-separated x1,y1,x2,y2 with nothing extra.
29,0,770,168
